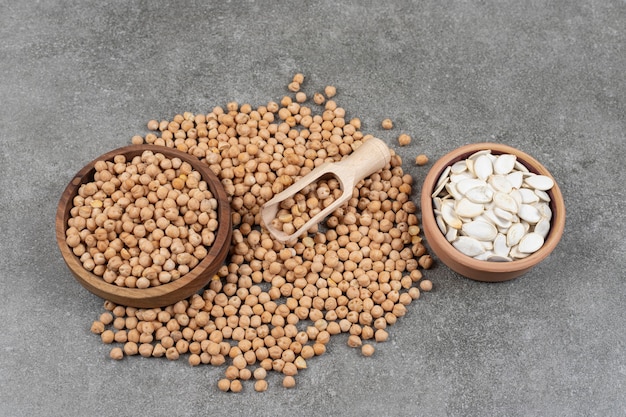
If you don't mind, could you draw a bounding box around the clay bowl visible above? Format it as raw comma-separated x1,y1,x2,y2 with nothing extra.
420,142,565,282
56,144,232,308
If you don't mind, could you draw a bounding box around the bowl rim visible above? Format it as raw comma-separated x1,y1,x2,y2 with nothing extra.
420,142,565,276
55,144,232,308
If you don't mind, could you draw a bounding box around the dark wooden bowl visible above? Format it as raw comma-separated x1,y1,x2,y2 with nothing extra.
421,142,565,282
56,144,232,308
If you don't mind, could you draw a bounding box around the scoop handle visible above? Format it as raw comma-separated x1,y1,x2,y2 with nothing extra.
337,137,391,185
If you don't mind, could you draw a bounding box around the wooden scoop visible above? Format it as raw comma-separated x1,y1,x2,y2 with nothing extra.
261,137,391,243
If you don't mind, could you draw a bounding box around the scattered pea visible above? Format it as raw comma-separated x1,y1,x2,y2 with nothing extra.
361,344,375,357
295,91,307,103
217,378,231,392
415,154,429,166
398,134,411,146
99,312,113,325
89,73,435,393
91,321,105,334
347,334,362,348
282,375,296,389
254,379,268,392
147,119,159,131
253,367,267,380
418,255,433,270
375,329,389,343
109,347,124,360
230,380,243,393
293,73,305,85
419,279,433,292
124,341,139,356
381,118,393,130
101,330,115,344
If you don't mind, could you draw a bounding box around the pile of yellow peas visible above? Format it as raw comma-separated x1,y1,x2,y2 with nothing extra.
90,74,434,392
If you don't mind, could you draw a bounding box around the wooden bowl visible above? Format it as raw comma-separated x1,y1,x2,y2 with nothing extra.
420,142,565,282
56,144,232,308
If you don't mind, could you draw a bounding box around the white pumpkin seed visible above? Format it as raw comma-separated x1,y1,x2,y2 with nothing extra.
436,166,451,187
506,222,526,246
455,198,485,218
510,245,531,259
436,215,447,234
534,218,550,239
445,182,463,201
450,172,474,183
493,154,517,175
465,186,494,204
493,192,518,213
497,225,510,234
473,251,493,261
474,213,495,226
481,240,494,250
507,171,523,189
433,197,443,211
484,209,512,229
445,227,458,242
486,254,513,262
518,232,544,253
458,216,473,224
493,207,514,221
535,202,552,219
432,166,451,198
524,174,554,191
493,233,510,257
469,149,491,160
489,175,513,193
534,189,551,202
441,202,462,229
431,177,448,198
450,160,468,174
514,160,530,172
462,220,498,241
452,236,486,257
466,158,475,176
509,189,523,208
474,155,493,180
519,188,540,204
455,178,487,195
518,204,542,224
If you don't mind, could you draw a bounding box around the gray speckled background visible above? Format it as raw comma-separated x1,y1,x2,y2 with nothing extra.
1,1,624,416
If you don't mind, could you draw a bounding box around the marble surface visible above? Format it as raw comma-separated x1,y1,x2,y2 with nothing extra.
1,1,624,416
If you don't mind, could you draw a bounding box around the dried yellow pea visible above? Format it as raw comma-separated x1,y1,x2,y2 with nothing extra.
415,154,429,166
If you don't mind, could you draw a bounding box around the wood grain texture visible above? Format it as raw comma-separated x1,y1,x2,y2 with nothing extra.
55,144,232,308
